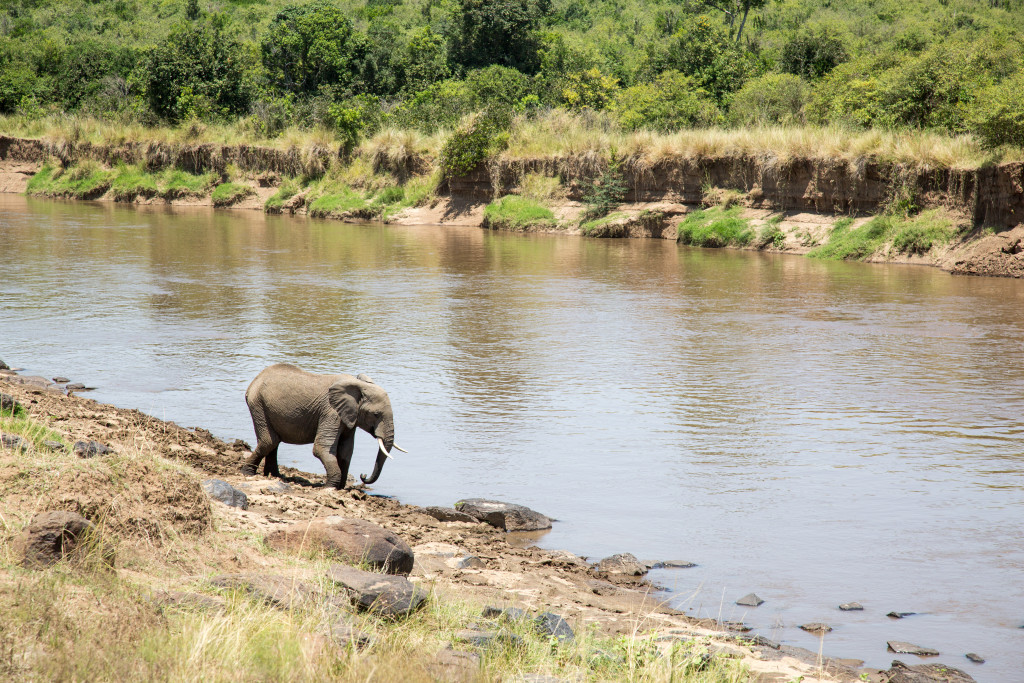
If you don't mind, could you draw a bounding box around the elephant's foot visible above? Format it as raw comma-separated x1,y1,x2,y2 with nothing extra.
240,463,258,476
325,474,345,489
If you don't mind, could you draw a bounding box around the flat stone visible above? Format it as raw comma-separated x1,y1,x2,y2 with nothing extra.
596,552,647,576
650,560,697,569
209,573,316,609
74,440,113,458
883,660,975,682
421,506,480,523
482,605,528,621
535,612,574,642
327,564,426,616
202,478,249,510
964,653,984,664
2,434,32,452
17,511,106,569
42,440,66,451
736,593,764,607
887,611,917,619
329,619,372,649
267,517,413,575
455,629,495,647
799,623,832,634
52,377,70,383
585,579,624,596
887,641,940,656
453,498,552,531
66,383,88,391
839,602,864,611
723,621,751,632
0,392,22,413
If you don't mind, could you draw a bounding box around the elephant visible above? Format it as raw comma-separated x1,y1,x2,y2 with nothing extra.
240,363,405,489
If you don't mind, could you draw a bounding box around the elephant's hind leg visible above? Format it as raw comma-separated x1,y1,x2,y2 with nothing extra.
313,415,344,489
242,398,281,477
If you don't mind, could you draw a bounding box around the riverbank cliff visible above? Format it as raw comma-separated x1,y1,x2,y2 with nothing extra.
2,132,1023,278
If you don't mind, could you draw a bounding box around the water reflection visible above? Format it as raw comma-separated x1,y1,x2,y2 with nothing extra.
2,195,1023,679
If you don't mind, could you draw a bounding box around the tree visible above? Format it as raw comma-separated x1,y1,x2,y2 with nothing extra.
446,0,550,74
699,0,768,43
261,1,363,95
780,25,849,80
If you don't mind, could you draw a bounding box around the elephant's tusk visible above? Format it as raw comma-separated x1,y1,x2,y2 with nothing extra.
377,438,393,459
392,444,408,453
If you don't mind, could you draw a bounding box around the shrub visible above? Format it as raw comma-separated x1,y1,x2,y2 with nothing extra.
261,1,362,96
580,158,628,221
729,73,809,126
780,25,849,80
439,112,508,179
610,71,720,131
446,0,549,74
970,73,1024,149
560,69,620,110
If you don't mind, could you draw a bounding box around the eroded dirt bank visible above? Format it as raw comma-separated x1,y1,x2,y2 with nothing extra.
2,133,1023,278
1,366,978,682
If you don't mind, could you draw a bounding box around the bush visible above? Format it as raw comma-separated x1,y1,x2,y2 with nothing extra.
439,112,508,178
261,1,362,96
653,14,758,103
611,70,720,131
446,0,549,74
729,73,809,126
560,68,620,110
971,73,1024,149
780,25,849,80
580,159,628,221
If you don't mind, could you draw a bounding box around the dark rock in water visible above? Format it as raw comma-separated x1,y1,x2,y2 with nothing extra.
0,358,8,370
327,564,426,616
887,611,917,619
749,634,780,650
723,621,751,632
1,392,22,413
736,593,764,607
66,383,88,391
888,641,939,656
839,602,864,611
596,552,647,576
42,440,66,452
964,653,984,664
421,506,480,523
209,573,314,609
651,560,697,569
266,517,413,575
2,434,32,452
799,623,833,634
74,440,112,458
482,605,528,621
17,511,106,569
535,612,574,642
454,498,552,531
884,659,975,682
201,479,249,510
52,377,70,384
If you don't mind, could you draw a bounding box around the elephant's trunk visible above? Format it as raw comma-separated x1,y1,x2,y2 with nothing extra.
360,419,394,485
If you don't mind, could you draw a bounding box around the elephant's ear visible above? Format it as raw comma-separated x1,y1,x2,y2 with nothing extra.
356,373,374,384
327,383,359,429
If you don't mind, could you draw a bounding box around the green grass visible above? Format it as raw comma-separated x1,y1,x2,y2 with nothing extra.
264,178,300,212
0,406,67,450
809,210,959,260
210,181,254,207
26,161,112,200
109,164,159,202
160,169,217,199
580,211,628,235
482,195,557,231
677,206,755,247
307,183,372,218
755,217,786,249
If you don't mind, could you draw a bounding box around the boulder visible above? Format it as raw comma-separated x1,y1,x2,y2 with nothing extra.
453,499,552,531
887,641,939,656
0,358,8,370
18,511,105,569
799,623,832,634
964,653,984,664
74,440,113,459
883,660,975,683
421,506,479,523
267,517,414,575
327,564,426,616
735,593,764,607
202,479,249,510
2,434,32,452
482,605,528,621
52,377,70,384
209,573,315,609
42,440,67,452
1,392,21,413
66,383,87,391
596,552,647,576
535,612,574,642
723,621,751,632
839,602,864,611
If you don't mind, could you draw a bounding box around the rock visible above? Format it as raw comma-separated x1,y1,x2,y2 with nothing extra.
650,560,697,569
585,579,624,596
883,660,975,682
1,392,22,413
74,440,113,458
428,648,480,682
327,564,426,616
535,612,574,642
209,573,315,609
66,383,87,391
453,498,552,531
0,358,8,370
329,619,372,649
420,506,480,523
888,641,940,656
52,376,70,383
455,629,495,647
546,549,587,566
267,517,414,575
2,434,32,452
152,590,227,612
799,623,833,634
17,511,106,569
723,621,751,632
412,542,485,573
202,479,249,510
964,653,984,664
887,611,917,619
596,552,647,576
482,605,528,621
839,602,864,611
42,440,66,451
736,593,764,607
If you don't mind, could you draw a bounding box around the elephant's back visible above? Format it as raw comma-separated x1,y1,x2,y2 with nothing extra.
246,364,351,404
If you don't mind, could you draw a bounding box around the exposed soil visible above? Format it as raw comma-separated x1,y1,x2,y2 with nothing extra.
0,370,873,682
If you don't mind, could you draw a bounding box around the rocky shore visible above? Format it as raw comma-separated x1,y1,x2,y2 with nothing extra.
0,362,980,682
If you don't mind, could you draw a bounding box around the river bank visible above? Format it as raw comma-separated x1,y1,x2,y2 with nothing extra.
0,361,986,682
2,131,1023,279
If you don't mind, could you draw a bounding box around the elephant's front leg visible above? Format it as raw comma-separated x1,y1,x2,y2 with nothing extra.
335,430,355,489
313,415,344,489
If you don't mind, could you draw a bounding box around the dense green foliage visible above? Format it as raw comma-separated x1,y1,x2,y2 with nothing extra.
2,0,1023,150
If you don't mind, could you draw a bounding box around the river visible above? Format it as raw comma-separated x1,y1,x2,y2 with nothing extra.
1,194,1021,679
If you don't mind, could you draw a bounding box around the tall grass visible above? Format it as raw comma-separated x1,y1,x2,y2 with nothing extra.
809,210,961,260
677,206,756,247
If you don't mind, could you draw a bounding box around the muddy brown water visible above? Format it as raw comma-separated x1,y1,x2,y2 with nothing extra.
2,194,1022,678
